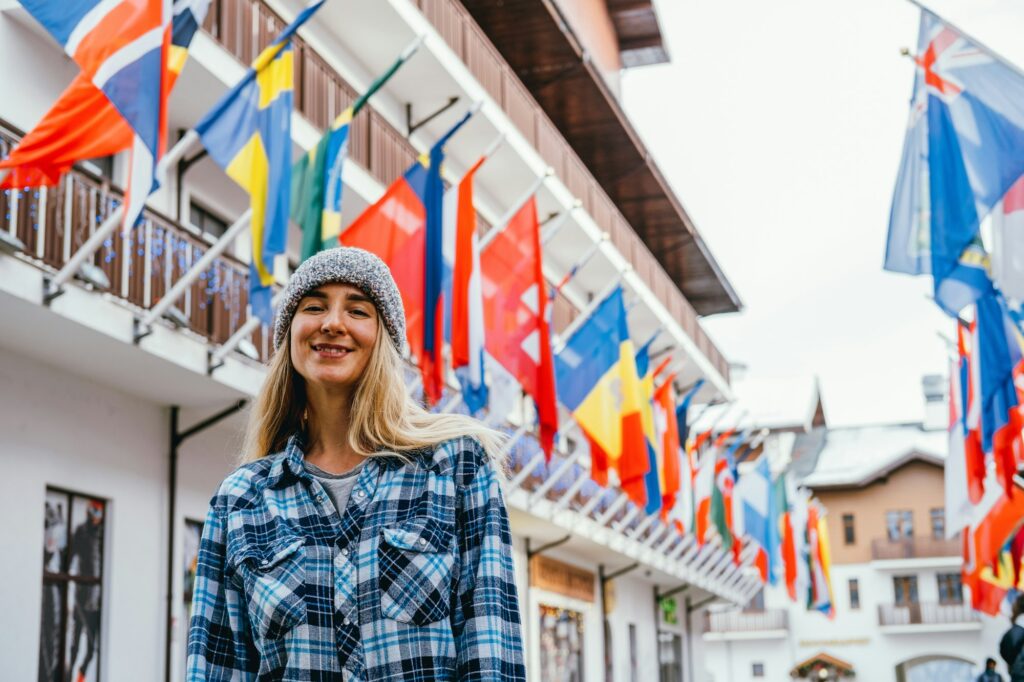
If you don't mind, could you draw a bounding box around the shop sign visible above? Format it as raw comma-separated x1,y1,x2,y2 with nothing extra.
530,555,596,602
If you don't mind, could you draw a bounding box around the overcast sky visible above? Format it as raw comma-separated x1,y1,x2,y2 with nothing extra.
622,0,1024,427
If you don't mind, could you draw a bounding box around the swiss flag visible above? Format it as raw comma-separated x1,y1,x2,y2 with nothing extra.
481,197,558,457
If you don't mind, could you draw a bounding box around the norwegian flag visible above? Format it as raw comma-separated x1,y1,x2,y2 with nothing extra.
481,196,558,457
13,0,172,230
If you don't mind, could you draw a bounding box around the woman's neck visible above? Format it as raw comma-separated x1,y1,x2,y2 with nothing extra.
303,384,366,475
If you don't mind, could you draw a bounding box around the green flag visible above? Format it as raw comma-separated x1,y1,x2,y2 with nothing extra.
290,38,421,263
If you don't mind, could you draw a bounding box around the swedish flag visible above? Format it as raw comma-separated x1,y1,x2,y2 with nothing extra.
195,0,325,323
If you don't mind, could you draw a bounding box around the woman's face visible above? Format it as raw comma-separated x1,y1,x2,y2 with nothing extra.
289,283,379,394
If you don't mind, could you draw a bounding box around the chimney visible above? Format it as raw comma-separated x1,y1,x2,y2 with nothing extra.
921,374,947,431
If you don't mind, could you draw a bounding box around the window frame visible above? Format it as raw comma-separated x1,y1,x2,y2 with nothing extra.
752,662,765,678
886,509,914,541
848,578,860,611
930,508,946,540
842,513,856,545
937,572,964,605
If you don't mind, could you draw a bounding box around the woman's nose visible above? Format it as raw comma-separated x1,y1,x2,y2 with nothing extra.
320,306,347,335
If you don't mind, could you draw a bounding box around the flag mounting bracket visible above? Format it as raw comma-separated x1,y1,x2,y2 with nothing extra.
406,97,460,137
526,534,573,559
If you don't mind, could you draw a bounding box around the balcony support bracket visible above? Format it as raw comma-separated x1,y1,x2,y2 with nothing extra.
406,96,460,137
656,584,689,602
601,561,640,585
526,534,572,560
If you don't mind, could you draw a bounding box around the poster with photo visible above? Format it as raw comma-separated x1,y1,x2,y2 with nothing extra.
181,519,204,672
38,489,105,682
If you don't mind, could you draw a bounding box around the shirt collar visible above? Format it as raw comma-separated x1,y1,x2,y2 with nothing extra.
267,433,307,489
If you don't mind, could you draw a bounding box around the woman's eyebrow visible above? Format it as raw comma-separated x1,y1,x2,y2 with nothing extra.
346,292,373,304
301,290,329,300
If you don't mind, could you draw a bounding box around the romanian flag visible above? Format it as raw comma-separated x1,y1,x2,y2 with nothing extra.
195,2,325,322
553,286,648,495
0,0,208,190
291,45,418,263
481,196,558,457
635,341,662,515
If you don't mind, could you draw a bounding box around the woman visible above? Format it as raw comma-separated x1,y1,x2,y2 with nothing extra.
187,247,525,681
1002,594,1024,681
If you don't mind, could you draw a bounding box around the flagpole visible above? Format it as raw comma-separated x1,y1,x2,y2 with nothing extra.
350,34,426,117
550,234,608,297
136,208,253,338
479,169,553,250
207,288,288,371
551,272,627,353
902,0,1024,81
541,204,578,244
43,130,200,301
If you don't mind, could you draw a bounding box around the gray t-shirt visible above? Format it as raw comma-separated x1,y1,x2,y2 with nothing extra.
303,458,366,517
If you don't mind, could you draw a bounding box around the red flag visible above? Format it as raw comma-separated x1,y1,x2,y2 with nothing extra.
481,197,558,457
654,375,682,520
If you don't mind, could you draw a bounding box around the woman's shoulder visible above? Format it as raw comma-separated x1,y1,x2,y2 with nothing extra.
427,435,490,482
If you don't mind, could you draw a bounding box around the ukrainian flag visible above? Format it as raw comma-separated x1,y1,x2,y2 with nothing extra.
195,0,325,323
555,287,650,502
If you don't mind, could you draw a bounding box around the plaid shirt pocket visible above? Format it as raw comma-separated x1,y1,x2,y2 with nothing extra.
228,528,307,642
378,516,456,625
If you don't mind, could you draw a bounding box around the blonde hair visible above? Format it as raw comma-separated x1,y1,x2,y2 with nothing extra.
242,317,506,463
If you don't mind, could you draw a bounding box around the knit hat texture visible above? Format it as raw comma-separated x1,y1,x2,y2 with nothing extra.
273,247,407,354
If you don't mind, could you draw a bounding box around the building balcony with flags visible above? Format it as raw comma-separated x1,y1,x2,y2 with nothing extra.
0,1,757,681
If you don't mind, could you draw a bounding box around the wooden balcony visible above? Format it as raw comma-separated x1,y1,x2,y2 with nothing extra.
871,536,961,561
878,602,978,628
200,0,730,383
0,123,272,363
704,609,788,634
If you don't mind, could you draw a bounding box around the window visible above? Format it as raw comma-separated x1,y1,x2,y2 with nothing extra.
39,488,107,682
930,508,946,539
81,154,114,180
886,510,914,540
629,623,638,682
848,578,861,610
745,588,765,612
190,201,229,241
938,573,964,604
893,575,919,606
842,513,856,545
752,662,765,678
540,605,585,682
658,631,683,682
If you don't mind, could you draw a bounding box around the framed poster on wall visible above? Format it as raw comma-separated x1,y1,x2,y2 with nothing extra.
38,488,106,682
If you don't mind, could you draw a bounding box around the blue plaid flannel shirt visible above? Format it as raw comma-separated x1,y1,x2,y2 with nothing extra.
186,435,525,681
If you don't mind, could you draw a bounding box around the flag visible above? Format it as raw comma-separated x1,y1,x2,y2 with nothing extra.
553,286,648,495
481,196,558,456
446,158,488,413
711,453,739,563
8,0,175,230
961,322,988,504
976,292,1024,496
736,457,777,583
692,447,715,546
291,46,417,263
775,473,798,599
885,9,1024,316
340,111,474,400
654,374,683,522
636,340,662,515
675,379,704,449
992,176,1024,301
195,3,324,323
787,478,812,604
807,502,835,618
0,0,208,190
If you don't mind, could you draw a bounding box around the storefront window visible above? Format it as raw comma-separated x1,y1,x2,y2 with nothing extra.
540,604,585,682
658,631,683,682
182,519,204,673
39,488,106,682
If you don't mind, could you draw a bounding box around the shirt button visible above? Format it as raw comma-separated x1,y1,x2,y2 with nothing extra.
418,538,427,547
342,617,351,626
341,547,349,557
355,490,365,499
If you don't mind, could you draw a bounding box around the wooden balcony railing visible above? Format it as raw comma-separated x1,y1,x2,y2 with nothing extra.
878,602,978,627
0,124,271,362
871,536,961,561
704,609,788,633
200,0,730,382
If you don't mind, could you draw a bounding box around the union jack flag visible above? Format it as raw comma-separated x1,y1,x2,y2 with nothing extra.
17,0,172,230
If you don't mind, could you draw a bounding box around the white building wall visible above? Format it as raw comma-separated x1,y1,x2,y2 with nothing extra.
0,348,170,682
607,574,660,682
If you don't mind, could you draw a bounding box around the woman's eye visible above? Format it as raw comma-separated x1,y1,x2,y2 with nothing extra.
302,304,324,312
350,309,369,317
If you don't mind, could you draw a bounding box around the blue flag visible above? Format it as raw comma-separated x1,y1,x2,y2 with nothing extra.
885,9,1024,316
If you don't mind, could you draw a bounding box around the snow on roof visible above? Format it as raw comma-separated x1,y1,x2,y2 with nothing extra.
800,422,947,489
690,372,821,433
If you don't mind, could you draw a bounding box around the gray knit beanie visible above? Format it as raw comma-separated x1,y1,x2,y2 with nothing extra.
273,247,407,354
